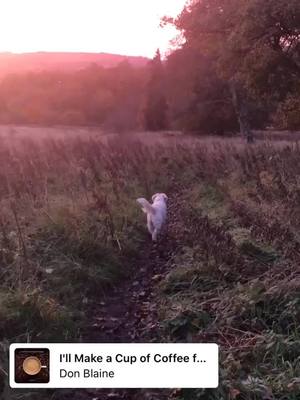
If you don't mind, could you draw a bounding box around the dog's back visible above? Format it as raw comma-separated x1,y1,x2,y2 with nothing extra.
152,197,167,220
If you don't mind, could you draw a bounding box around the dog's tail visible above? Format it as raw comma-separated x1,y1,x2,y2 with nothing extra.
136,198,155,215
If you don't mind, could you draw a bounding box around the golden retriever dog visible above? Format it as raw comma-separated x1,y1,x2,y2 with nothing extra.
136,193,168,241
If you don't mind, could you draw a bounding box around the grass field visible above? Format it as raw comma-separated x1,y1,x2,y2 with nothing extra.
0,126,299,400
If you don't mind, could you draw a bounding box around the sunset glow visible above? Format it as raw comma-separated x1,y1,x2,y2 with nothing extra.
0,0,187,57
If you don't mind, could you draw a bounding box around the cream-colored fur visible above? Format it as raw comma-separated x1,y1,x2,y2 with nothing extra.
136,193,168,241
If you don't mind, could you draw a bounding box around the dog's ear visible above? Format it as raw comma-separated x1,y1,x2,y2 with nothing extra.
152,193,168,202
152,193,159,202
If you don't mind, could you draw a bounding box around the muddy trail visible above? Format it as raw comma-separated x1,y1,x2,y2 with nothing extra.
56,194,184,400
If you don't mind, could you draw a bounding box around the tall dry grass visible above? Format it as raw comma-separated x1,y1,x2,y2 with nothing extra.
0,130,299,399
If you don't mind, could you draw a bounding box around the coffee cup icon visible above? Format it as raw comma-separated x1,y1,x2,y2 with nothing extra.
23,356,45,376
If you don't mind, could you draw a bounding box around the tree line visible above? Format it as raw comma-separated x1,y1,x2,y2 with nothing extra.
0,0,299,137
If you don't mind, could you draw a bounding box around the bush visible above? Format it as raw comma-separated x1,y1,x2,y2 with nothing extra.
273,94,300,130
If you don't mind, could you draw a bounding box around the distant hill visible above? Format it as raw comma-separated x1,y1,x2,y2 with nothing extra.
0,52,150,77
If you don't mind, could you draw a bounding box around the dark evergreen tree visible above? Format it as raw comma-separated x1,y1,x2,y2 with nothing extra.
143,49,168,131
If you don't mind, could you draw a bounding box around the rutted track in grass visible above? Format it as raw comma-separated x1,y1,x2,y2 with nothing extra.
55,175,300,400
55,194,183,400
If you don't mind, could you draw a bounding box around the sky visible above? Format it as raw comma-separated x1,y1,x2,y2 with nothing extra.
0,0,187,57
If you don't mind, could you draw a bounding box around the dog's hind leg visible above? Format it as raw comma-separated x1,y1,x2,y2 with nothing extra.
152,228,158,242
147,215,154,235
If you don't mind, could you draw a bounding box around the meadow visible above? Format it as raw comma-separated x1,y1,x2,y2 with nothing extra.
0,126,299,400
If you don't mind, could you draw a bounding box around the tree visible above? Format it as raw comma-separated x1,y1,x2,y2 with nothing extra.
165,45,238,134
142,50,168,131
168,0,300,141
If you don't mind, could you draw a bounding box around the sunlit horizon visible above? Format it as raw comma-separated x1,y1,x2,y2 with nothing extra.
0,0,187,58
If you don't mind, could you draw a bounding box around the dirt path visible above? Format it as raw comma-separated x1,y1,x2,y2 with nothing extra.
56,195,183,400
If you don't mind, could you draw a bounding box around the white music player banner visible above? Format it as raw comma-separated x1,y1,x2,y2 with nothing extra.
10,343,219,388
